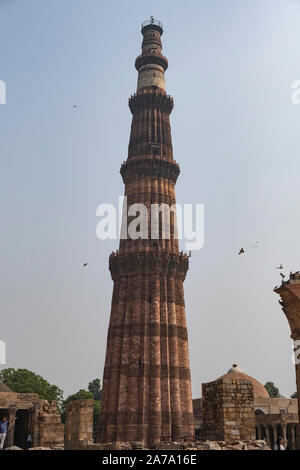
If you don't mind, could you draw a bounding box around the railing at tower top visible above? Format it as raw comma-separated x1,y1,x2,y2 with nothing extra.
141,18,163,31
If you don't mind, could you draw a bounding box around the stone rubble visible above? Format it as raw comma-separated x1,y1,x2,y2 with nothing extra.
4,446,23,451
63,439,270,451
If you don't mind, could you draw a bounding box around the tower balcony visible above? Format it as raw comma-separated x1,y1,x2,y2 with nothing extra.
141,18,163,35
128,89,174,114
135,52,168,72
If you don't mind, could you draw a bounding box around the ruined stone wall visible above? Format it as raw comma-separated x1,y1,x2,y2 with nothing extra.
64,399,94,450
202,378,255,442
254,397,298,415
0,392,64,449
37,401,64,448
274,274,300,447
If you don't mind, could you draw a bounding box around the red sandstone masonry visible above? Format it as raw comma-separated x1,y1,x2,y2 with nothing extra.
64,399,94,450
96,22,194,447
275,273,300,450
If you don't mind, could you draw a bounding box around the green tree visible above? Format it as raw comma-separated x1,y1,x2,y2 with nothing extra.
61,389,94,424
0,368,63,406
62,380,102,433
88,378,101,401
63,389,94,406
88,379,102,433
264,381,281,398
291,391,298,399
93,399,101,432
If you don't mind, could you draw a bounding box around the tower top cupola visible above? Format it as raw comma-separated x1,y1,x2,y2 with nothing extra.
135,17,168,91
141,17,164,35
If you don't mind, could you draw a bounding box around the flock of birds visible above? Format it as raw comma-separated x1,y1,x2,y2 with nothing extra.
75,102,287,283
82,250,193,270
238,242,288,282
82,242,288,283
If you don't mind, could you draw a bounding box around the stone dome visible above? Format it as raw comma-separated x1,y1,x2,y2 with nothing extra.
217,364,270,399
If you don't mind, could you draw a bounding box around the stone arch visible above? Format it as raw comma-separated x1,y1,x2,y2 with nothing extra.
255,408,265,415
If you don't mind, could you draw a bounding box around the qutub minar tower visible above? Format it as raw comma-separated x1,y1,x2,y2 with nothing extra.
96,18,194,446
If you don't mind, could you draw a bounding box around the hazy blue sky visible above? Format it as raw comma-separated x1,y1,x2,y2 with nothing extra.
1,0,300,399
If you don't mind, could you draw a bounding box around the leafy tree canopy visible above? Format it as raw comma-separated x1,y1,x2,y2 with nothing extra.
93,399,101,430
63,389,93,406
291,391,298,399
264,381,281,398
88,378,102,401
63,379,102,433
0,368,63,406
62,387,100,432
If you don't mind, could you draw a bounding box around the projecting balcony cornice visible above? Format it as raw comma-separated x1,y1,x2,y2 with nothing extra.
120,157,180,184
135,52,168,72
129,89,174,114
109,251,189,280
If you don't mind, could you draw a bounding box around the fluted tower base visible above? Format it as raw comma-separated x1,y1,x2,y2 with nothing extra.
97,252,194,446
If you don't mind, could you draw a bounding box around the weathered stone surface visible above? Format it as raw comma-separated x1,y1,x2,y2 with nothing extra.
132,441,144,450
61,438,270,451
202,378,255,442
64,399,94,450
37,401,64,449
201,441,222,450
28,447,53,451
275,272,300,449
0,391,63,449
4,446,23,451
96,20,194,448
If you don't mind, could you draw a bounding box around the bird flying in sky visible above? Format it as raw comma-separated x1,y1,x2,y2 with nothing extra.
238,248,245,255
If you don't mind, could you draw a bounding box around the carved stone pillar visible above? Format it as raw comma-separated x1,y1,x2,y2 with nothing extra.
282,423,287,448
290,424,295,450
265,426,270,446
6,406,17,448
275,275,300,433
273,424,277,447
32,404,40,448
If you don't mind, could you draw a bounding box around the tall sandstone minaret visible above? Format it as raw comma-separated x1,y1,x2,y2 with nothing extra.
96,19,194,446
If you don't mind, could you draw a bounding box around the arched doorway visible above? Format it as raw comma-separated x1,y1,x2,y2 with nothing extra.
14,409,29,449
